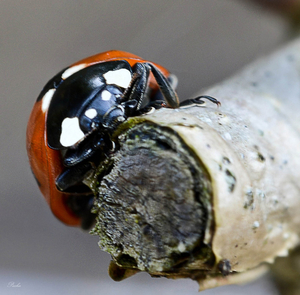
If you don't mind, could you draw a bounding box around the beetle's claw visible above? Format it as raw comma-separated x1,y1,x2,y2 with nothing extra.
180,95,221,108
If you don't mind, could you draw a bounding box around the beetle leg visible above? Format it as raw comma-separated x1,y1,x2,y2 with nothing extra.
134,100,167,116
180,95,221,108
152,74,178,101
121,100,138,117
80,196,97,230
66,194,96,230
56,161,93,192
146,63,180,108
121,63,151,111
63,132,112,167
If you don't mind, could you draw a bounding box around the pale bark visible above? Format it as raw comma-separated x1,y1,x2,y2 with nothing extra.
89,39,300,292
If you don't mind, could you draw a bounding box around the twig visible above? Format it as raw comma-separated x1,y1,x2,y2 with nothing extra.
88,39,300,291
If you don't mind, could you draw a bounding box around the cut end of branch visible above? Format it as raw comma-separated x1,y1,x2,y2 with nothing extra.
90,122,214,278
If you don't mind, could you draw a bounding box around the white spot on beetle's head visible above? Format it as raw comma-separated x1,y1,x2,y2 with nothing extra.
60,117,85,147
101,89,112,101
85,108,97,119
42,88,56,112
61,64,87,80
103,68,131,88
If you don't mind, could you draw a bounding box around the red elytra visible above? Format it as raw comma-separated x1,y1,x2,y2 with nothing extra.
26,50,172,227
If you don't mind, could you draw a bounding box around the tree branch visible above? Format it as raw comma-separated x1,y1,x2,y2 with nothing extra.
88,39,300,291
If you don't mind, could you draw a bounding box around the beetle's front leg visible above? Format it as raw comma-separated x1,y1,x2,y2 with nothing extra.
180,95,221,108
133,100,167,116
121,63,151,111
146,63,180,108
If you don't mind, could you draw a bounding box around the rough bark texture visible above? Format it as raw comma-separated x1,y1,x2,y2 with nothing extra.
89,39,300,291
90,123,214,278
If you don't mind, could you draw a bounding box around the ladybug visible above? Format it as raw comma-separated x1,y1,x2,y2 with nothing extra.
26,50,220,229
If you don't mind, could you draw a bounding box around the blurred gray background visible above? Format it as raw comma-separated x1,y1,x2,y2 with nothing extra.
0,1,288,294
